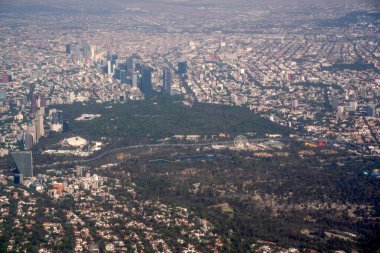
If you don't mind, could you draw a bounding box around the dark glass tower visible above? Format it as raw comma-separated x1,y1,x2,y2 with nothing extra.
65,44,71,54
178,61,187,75
11,151,33,177
141,67,153,97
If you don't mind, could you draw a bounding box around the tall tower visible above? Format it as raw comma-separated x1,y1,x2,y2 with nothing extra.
120,70,127,83
141,66,153,97
178,61,187,76
27,122,36,144
127,56,135,78
90,45,96,59
163,67,171,96
65,44,71,54
35,109,44,140
132,72,139,89
107,61,113,76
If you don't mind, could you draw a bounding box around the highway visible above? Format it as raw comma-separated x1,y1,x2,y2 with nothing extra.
77,138,274,163
34,136,379,168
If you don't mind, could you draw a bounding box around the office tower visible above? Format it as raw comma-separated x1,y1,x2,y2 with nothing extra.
31,94,39,113
23,132,34,150
27,122,36,144
11,151,33,177
107,61,113,76
39,95,47,107
35,109,45,140
366,104,376,117
119,63,127,72
163,68,172,96
120,70,127,83
66,44,71,54
135,62,142,73
113,68,120,80
141,67,153,97
83,42,89,56
111,54,118,65
178,61,187,75
90,45,96,59
127,56,135,77
132,72,139,88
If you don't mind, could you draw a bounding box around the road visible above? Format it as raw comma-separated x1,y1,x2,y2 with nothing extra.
78,138,274,163
34,136,379,168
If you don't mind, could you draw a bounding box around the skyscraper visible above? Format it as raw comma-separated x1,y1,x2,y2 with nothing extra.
90,45,96,59
141,67,153,97
107,61,113,76
27,122,36,145
65,44,71,54
23,132,34,150
11,151,33,177
120,70,127,83
35,109,44,141
127,56,135,78
132,72,139,89
178,61,188,75
163,68,172,96
83,42,89,56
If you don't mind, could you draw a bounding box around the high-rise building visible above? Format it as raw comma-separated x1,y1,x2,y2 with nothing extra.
11,151,33,177
27,122,36,144
30,94,46,113
127,56,135,77
23,132,34,150
141,67,153,97
90,45,96,59
178,61,187,75
83,42,89,56
120,70,127,83
107,61,113,76
111,54,118,66
132,72,139,89
163,68,172,96
65,44,71,54
35,109,45,140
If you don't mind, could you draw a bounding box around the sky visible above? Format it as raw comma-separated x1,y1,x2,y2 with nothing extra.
0,0,378,15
